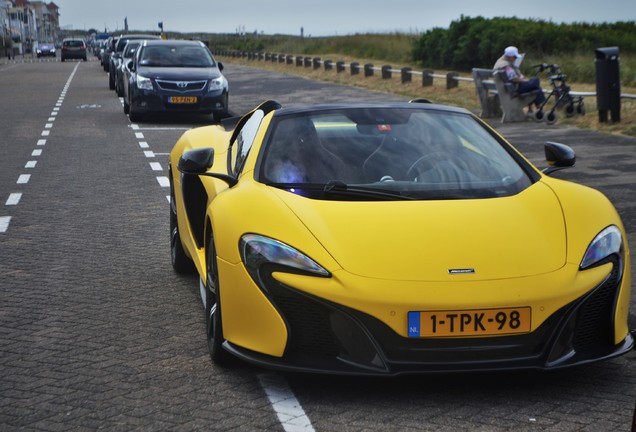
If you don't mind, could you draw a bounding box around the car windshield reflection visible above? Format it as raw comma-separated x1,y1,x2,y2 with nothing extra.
260,108,533,200
138,45,215,68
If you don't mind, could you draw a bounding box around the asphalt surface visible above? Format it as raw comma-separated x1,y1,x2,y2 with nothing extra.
0,55,634,431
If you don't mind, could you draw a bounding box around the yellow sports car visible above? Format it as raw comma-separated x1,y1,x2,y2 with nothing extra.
169,100,633,375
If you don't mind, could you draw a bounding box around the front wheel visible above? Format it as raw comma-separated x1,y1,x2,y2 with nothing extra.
129,102,143,123
170,179,195,274
545,111,558,125
205,231,233,366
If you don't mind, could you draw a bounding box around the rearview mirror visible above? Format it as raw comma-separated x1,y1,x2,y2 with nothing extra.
543,142,576,175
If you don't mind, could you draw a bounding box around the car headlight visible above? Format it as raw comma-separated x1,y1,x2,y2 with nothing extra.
580,225,623,270
208,77,225,92
136,75,153,91
240,234,329,283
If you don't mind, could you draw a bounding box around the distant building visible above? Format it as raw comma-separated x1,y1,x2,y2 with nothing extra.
3,0,59,55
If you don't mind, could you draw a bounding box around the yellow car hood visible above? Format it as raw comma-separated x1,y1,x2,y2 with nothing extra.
273,182,566,281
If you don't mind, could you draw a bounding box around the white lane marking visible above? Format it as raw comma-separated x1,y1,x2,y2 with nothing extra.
135,132,145,139
0,216,11,233
139,141,149,148
131,124,140,130
258,373,315,432
53,107,59,111
41,131,50,136
32,150,42,156
17,175,31,184
45,123,53,128
150,162,162,171
48,117,56,122
166,195,170,203
144,150,155,158
156,177,170,187
135,127,190,131
153,153,170,156
6,193,22,206
50,111,58,116
25,161,37,168
37,139,46,146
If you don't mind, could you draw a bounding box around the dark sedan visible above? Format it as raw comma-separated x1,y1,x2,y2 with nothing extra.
122,39,228,122
61,39,87,62
36,43,56,58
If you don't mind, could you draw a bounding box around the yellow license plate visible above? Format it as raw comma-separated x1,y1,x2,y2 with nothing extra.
408,307,531,338
169,96,197,104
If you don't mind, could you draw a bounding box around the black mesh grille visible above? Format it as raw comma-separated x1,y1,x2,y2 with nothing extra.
156,80,207,91
572,259,620,351
263,273,340,358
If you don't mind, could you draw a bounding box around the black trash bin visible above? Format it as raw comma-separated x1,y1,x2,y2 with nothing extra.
595,46,621,122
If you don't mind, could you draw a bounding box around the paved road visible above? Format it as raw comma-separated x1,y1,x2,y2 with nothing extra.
0,57,634,431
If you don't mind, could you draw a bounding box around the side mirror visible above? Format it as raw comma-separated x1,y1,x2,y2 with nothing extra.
543,141,576,175
218,61,224,72
127,60,134,71
178,148,215,175
178,147,238,187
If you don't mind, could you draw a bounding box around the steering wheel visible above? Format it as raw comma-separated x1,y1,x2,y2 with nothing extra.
406,152,449,181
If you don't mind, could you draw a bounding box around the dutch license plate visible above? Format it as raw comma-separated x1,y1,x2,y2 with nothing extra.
408,307,531,338
169,96,197,104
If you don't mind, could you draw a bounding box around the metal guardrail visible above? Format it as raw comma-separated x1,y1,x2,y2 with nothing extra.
218,51,636,100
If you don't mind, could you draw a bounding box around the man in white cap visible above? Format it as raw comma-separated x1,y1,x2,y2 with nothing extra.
494,46,545,109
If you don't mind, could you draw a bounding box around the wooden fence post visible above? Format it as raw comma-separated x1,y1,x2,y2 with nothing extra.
382,65,392,79
364,64,374,77
422,69,434,87
401,67,412,83
446,72,458,89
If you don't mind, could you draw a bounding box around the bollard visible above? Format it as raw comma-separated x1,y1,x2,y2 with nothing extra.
279,54,285,64
324,60,333,71
422,69,433,87
364,64,374,77
265,53,271,61
336,61,345,73
446,72,459,89
313,57,321,69
351,62,360,75
304,57,312,67
382,65,392,79
296,56,303,67
401,67,412,83
286,55,294,65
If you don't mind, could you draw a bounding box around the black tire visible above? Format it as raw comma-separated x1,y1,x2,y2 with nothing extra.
170,179,195,274
61,57,65,62
129,103,143,123
565,104,576,117
123,98,130,115
116,80,124,97
109,71,115,90
205,231,233,365
546,111,558,125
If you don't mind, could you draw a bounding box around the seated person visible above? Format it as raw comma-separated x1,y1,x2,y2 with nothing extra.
493,46,545,110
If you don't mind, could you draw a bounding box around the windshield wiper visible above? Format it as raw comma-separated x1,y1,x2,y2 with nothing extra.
322,180,413,200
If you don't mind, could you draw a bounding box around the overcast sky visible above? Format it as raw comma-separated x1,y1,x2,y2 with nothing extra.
55,0,635,36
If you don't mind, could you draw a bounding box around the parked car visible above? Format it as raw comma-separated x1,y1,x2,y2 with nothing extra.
101,36,117,71
60,39,87,62
114,40,141,97
109,34,160,90
36,43,56,58
123,39,228,122
169,100,633,374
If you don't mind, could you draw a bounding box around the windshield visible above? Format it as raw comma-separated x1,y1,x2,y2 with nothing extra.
260,108,534,200
138,45,215,68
